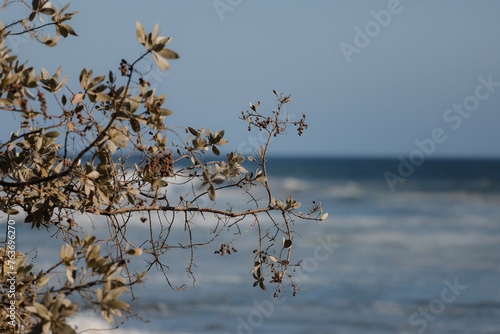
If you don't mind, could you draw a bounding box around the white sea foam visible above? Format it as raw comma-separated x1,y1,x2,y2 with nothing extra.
69,311,192,334
5,163,500,333
281,177,310,193
326,181,366,200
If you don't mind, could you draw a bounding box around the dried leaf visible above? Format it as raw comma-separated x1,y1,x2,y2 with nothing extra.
5,208,19,215
86,171,100,179
136,21,145,45
152,52,170,72
127,248,143,256
207,184,216,201
157,48,179,59
71,92,84,104
38,275,52,287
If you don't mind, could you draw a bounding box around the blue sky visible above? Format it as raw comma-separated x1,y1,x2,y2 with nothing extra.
3,0,500,157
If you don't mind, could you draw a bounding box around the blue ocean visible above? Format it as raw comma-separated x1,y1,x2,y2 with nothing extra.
9,158,500,333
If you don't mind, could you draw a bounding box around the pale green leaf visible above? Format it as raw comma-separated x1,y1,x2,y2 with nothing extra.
45,131,60,138
95,92,111,102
